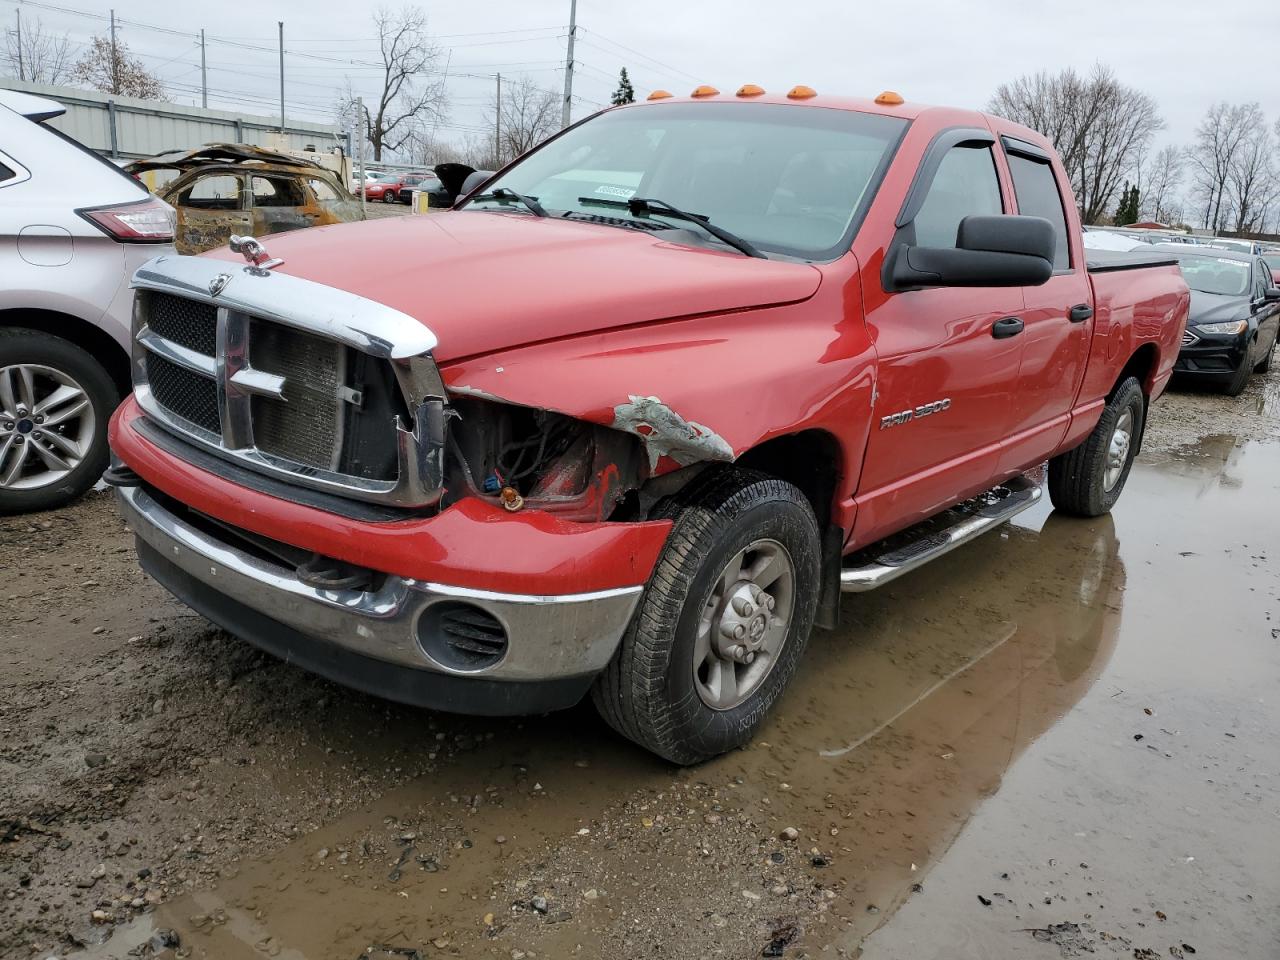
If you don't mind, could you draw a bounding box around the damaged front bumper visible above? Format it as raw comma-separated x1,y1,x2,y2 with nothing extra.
109,400,672,715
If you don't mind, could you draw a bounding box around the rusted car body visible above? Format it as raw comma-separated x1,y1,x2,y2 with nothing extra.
127,144,363,255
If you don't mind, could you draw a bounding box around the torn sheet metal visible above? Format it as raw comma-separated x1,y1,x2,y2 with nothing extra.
612,395,734,470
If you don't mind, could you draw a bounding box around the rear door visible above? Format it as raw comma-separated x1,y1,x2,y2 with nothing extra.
248,174,316,237
855,132,1025,545
997,136,1093,474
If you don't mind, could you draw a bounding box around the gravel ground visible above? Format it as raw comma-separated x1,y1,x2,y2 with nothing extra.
1,371,1278,959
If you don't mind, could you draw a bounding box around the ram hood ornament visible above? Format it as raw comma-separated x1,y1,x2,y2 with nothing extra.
229,235,284,275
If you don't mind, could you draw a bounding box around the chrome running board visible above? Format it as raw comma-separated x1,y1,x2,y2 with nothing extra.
840,476,1043,593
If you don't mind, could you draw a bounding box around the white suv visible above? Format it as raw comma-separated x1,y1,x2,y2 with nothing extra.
0,89,176,512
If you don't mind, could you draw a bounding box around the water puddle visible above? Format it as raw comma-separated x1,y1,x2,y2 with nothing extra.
82,439,1280,959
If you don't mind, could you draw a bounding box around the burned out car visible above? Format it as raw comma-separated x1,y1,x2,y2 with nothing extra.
127,144,363,255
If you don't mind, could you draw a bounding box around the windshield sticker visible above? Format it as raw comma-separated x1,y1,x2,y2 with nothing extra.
593,184,636,200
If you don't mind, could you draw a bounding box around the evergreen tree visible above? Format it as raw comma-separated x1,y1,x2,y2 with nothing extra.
611,68,635,106
1114,182,1141,225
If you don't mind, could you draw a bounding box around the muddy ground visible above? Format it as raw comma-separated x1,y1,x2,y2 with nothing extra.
2,374,1279,960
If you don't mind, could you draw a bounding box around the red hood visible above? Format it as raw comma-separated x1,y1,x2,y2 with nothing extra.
204,212,822,362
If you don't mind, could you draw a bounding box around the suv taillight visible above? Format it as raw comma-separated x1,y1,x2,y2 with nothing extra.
78,196,175,242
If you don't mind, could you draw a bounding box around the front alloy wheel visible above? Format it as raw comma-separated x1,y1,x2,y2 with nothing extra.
0,329,118,514
694,539,795,710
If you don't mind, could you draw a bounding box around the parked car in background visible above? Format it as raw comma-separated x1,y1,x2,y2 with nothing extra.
395,171,454,206
351,169,382,193
1262,249,1280,285
127,144,363,254
107,89,1188,763
361,172,404,203
0,89,175,513
1205,237,1264,255
1154,244,1280,395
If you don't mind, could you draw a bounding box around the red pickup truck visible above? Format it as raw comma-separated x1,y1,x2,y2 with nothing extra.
107,88,1188,763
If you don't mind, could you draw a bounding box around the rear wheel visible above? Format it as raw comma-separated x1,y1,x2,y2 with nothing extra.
382,191,398,204
0,329,119,514
592,468,821,765
1048,377,1144,518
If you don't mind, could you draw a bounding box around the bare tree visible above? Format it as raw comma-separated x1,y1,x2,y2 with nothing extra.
1184,102,1258,232
1140,145,1183,224
72,34,164,99
3,15,74,84
337,7,447,162
484,76,559,166
988,64,1163,224
1224,111,1276,233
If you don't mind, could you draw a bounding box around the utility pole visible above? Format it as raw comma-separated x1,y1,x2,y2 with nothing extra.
277,21,285,134
109,8,118,94
15,7,23,82
560,0,577,129
200,29,207,108
495,72,502,167
356,96,366,218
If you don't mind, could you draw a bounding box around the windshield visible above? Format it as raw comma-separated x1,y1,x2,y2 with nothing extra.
465,102,908,260
1176,255,1251,296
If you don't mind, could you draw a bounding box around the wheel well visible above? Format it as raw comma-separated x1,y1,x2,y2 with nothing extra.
1111,342,1158,399
734,429,842,527
0,308,131,398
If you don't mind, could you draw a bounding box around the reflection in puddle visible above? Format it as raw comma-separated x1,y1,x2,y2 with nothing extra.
97,430,1280,959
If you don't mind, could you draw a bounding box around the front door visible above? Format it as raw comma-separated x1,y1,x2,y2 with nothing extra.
172,172,251,255
855,139,1025,546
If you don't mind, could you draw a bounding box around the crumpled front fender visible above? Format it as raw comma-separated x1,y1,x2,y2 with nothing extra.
440,287,875,482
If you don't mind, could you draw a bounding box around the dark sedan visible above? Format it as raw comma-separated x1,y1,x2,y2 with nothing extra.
1154,245,1280,395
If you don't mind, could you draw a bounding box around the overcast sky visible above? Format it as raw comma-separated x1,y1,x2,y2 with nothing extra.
6,0,1279,155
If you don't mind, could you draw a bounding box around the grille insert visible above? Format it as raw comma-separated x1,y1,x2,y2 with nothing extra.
249,319,346,471
147,293,218,355
145,353,220,433
1181,330,1198,347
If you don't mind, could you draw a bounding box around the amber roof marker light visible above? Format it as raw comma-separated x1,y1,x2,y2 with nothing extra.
647,90,673,101
786,85,818,99
690,85,721,98
736,83,765,97
875,90,905,105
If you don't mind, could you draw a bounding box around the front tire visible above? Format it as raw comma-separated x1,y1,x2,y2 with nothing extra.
0,328,119,514
1222,341,1253,396
1048,377,1144,518
592,468,821,765
1254,334,1275,374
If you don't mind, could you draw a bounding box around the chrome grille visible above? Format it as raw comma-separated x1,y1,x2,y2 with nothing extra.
145,352,220,434
1181,330,1198,347
129,254,447,508
148,293,218,355
249,319,345,471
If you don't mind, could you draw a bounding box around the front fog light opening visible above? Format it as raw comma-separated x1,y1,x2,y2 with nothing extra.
417,601,510,671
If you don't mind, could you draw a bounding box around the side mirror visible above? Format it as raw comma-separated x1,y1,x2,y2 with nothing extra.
459,170,494,199
889,215,1056,289
1265,287,1280,303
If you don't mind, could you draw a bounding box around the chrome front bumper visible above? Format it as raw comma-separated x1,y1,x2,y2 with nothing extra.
115,484,643,685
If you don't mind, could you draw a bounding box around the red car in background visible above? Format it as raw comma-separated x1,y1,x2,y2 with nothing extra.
361,173,406,203
1264,251,1280,285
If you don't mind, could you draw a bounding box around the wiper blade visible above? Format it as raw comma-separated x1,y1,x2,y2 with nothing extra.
577,195,764,258
469,187,548,217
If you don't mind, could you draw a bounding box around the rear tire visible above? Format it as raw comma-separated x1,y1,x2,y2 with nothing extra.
0,328,119,514
1048,377,1144,518
382,191,398,204
592,468,821,765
